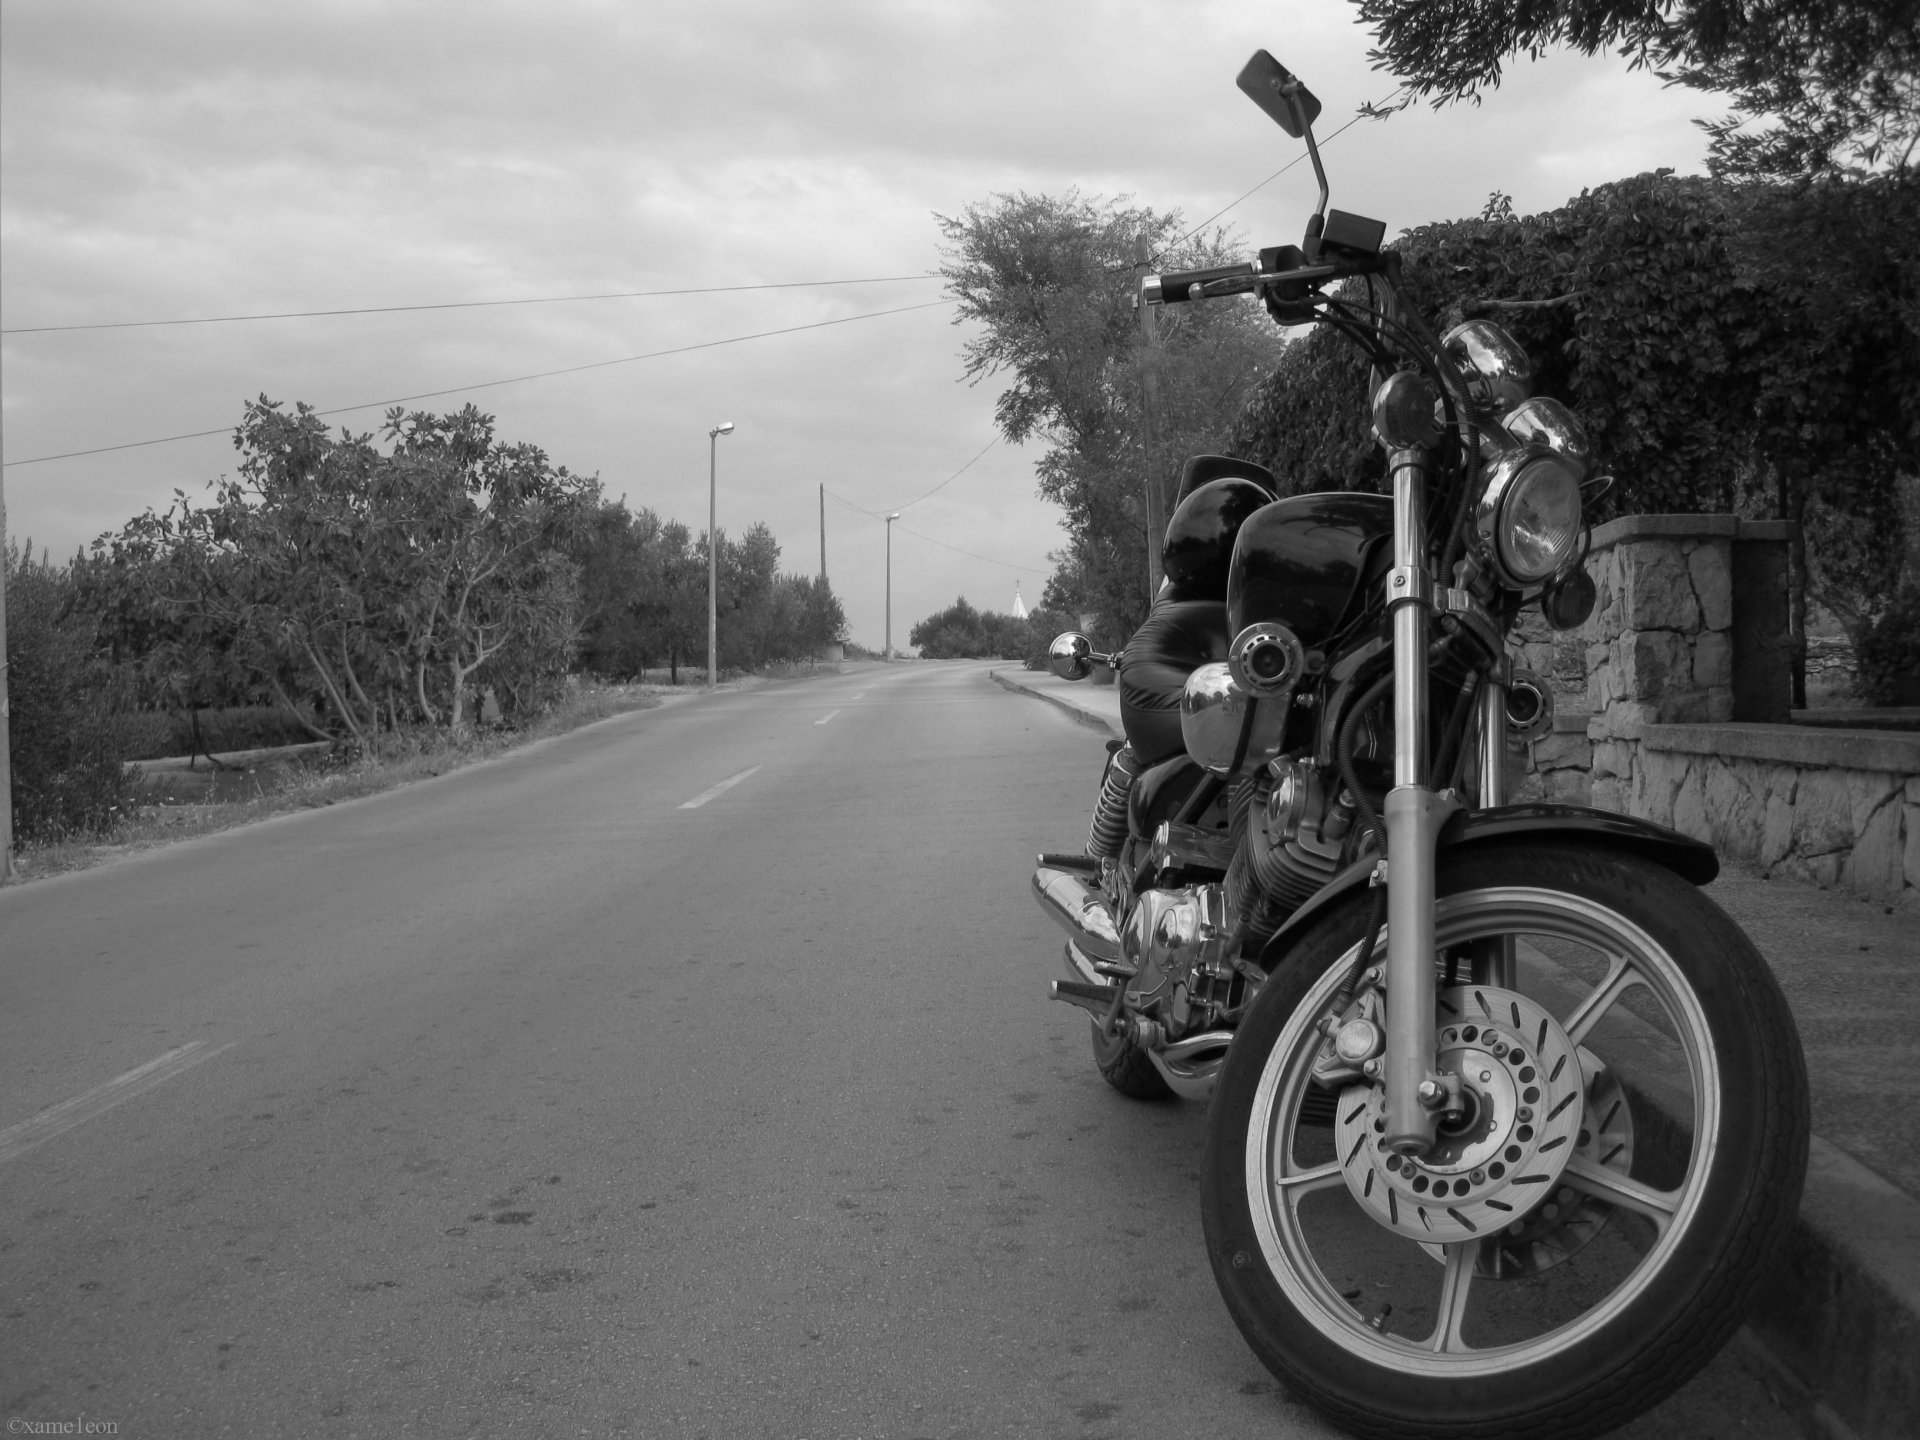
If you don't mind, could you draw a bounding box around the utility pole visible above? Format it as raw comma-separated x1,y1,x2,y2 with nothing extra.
1133,238,1165,595
706,421,734,690
1,338,12,880
819,482,826,582
884,511,900,660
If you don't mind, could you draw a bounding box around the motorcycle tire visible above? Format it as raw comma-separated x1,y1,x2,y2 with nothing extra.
1091,1017,1174,1100
1201,840,1808,1440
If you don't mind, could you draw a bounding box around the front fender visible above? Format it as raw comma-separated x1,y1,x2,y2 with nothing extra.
1255,803,1719,972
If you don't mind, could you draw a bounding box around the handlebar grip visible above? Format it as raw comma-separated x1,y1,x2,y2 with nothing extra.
1142,261,1258,305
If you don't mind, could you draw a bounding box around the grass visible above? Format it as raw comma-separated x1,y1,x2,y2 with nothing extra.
3,679,679,887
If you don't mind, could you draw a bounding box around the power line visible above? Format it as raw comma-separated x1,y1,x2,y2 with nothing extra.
893,520,1048,576
893,437,998,513
1108,88,1410,273
5,300,952,469
824,488,1046,575
1,273,945,336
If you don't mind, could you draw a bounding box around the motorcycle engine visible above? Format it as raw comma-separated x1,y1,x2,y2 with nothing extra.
1227,758,1363,947
1122,884,1234,1038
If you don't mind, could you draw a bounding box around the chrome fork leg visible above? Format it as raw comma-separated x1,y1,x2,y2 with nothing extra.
1382,448,1448,1155
1473,665,1518,990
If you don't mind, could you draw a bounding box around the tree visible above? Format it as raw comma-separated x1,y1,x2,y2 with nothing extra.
86,399,597,744
909,596,1041,659
1225,172,1920,699
1354,0,1920,181
939,191,1285,644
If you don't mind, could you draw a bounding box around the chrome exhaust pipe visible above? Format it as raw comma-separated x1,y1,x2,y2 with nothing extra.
1147,1028,1235,1101
1032,865,1122,963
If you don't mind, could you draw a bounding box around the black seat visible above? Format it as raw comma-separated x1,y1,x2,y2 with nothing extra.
1118,595,1230,764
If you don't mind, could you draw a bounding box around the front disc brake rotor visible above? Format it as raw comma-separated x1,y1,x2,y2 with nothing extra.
1333,985,1585,1246
1467,1053,1635,1277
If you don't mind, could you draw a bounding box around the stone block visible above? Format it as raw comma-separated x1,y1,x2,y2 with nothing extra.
1687,542,1734,631
1591,776,1627,814
1634,750,1689,826
1672,761,1709,842
1597,701,1658,740
1702,761,1765,862
1531,732,1592,770
1905,800,1920,891
1541,767,1593,804
1847,770,1904,835
1776,850,1844,889
1693,630,1733,689
1704,685,1734,723
1621,540,1700,633
1762,791,1797,868
1844,794,1906,901
1591,739,1635,778
1792,771,1859,858
1616,630,1694,707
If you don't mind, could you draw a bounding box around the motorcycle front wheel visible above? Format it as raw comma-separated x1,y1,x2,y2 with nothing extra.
1202,840,1809,1440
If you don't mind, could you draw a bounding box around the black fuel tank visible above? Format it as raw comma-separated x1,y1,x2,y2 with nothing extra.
1227,493,1393,645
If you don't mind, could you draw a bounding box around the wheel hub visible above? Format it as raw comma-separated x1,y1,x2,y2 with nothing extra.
1333,985,1586,1245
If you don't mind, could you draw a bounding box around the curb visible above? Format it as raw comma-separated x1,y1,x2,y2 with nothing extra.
988,665,1919,1440
988,669,1121,738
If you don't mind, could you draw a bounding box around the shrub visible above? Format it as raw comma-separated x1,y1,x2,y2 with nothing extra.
1854,586,1920,705
5,542,139,844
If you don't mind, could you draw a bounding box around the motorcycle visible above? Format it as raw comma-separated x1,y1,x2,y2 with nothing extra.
1030,50,1809,1440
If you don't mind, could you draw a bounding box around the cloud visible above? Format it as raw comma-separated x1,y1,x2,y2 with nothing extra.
2,0,1711,645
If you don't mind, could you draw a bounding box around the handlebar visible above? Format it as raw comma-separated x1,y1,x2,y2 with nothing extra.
1142,262,1260,306
1140,253,1366,307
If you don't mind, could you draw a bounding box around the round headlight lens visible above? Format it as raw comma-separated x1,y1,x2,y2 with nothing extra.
1497,455,1583,584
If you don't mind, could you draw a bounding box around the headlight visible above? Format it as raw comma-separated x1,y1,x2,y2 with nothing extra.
1441,320,1532,415
1476,449,1583,586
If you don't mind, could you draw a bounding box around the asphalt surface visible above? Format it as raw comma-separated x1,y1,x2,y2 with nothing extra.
1,662,1808,1439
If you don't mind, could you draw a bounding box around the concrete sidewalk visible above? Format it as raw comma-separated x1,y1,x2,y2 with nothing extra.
991,664,1920,1440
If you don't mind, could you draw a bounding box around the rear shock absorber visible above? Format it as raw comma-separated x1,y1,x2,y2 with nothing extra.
1086,742,1143,859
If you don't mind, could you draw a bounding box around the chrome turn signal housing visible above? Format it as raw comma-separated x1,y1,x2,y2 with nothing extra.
1441,320,1532,415
1500,397,1591,480
1227,621,1305,697
1476,448,1584,587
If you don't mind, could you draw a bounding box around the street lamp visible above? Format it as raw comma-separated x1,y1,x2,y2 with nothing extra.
707,421,734,691
884,511,901,661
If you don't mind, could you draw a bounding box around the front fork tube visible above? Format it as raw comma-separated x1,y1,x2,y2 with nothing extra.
1471,665,1518,991
1381,448,1457,1155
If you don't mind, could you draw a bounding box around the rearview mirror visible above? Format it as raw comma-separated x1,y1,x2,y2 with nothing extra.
1236,50,1321,138
1049,632,1094,681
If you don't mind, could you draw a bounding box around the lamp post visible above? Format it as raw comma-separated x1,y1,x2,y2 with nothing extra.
707,421,734,690
884,511,900,661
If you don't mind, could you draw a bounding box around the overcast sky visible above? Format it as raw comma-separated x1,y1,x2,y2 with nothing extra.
1,0,1712,652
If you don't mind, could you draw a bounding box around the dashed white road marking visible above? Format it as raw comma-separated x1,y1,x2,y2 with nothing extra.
814,710,841,726
678,765,763,809
0,1040,237,1164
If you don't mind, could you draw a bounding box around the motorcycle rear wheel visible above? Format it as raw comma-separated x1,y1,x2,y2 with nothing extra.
1201,841,1808,1440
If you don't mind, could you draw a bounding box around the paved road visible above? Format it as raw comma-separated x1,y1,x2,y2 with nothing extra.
1,662,1802,1439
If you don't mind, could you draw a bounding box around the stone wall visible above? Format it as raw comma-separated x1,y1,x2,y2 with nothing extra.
1508,514,1919,906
